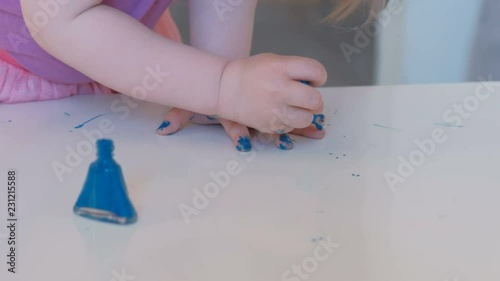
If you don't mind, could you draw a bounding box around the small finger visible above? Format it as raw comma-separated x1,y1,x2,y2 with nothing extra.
280,106,315,129
291,124,327,139
156,108,194,135
219,119,253,152
284,83,323,112
285,56,328,87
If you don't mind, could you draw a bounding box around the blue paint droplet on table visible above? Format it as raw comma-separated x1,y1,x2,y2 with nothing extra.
311,236,324,243
64,112,71,116
236,136,252,152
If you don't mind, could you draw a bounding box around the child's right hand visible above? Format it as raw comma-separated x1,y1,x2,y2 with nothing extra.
216,54,327,133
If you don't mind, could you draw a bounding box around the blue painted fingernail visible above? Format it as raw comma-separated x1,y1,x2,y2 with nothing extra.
312,114,325,130
313,114,325,125
278,134,293,150
157,121,170,131
313,123,324,131
300,80,311,85
236,136,252,152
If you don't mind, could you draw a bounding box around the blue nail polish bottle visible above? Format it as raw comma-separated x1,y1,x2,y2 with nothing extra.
73,139,137,225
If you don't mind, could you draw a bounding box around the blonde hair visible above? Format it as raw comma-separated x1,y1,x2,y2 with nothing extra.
326,0,388,24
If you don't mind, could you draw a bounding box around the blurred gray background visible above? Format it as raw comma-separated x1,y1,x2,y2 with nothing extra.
170,0,498,87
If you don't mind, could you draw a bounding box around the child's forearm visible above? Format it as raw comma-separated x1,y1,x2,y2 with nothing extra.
21,2,227,115
189,0,258,59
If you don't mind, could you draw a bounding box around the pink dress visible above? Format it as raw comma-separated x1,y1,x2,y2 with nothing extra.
0,1,182,103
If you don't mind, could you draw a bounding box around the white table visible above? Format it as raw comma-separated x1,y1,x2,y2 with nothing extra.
0,82,499,281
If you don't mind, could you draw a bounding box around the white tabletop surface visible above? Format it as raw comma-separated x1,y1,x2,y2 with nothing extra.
0,82,499,281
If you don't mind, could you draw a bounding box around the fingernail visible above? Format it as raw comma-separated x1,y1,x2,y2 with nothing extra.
236,136,252,152
313,123,324,131
157,121,170,131
312,114,325,131
313,114,325,125
277,134,293,150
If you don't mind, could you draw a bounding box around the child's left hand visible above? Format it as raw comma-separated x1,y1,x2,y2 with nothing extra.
156,107,325,152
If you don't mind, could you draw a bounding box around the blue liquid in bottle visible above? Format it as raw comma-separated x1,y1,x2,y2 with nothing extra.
73,139,137,225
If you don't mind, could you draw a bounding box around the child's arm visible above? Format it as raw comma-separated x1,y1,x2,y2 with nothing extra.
155,0,258,147
21,0,226,113
21,0,326,133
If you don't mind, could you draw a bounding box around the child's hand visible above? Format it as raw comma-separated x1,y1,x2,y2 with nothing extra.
216,54,327,134
156,108,326,152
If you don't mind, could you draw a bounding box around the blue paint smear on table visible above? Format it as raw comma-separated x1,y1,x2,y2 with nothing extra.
373,123,403,132
64,112,71,116
74,114,106,129
433,122,463,128
311,236,324,243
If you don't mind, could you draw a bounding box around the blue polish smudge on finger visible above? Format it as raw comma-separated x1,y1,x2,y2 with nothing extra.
277,134,293,150
157,121,171,131
236,136,252,152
